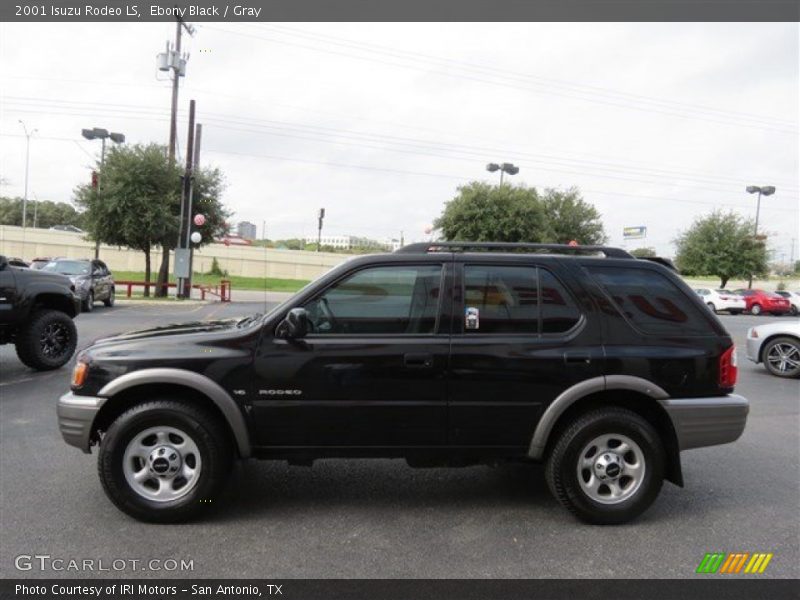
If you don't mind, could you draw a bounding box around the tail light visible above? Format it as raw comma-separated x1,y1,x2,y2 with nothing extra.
719,345,738,388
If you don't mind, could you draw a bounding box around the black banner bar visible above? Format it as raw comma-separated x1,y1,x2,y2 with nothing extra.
1,579,799,600
3,0,800,23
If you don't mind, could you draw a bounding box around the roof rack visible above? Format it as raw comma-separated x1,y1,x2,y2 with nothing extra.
395,241,634,259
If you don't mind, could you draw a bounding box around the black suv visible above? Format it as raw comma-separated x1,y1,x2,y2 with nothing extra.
0,255,81,370
42,258,115,312
57,243,748,524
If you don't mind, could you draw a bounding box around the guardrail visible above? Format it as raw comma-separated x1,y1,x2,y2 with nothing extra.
115,280,231,302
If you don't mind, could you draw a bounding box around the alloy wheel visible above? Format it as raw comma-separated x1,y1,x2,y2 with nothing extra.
122,426,203,502
577,433,646,505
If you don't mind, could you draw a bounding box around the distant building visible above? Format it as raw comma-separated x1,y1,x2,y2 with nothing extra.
303,235,395,251
214,234,252,246
237,221,258,240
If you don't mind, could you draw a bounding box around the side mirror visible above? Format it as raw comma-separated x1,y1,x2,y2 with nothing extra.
0,256,7,271
276,307,310,339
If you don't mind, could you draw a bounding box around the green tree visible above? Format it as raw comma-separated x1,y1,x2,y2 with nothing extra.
630,247,657,258
674,210,768,288
434,182,549,242
540,187,607,245
74,143,229,296
0,197,85,229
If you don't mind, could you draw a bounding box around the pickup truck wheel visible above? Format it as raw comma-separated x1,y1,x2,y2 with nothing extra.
103,288,115,307
98,400,233,523
545,407,664,525
763,337,800,379
15,309,77,370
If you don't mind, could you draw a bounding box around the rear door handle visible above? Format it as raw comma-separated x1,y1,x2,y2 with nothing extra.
563,351,592,365
404,353,434,369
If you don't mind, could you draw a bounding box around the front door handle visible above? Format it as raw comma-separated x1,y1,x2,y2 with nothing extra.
404,353,434,369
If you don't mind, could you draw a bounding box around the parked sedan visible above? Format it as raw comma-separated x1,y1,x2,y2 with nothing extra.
693,288,746,314
774,291,800,316
746,321,800,378
733,289,792,316
41,259,115,312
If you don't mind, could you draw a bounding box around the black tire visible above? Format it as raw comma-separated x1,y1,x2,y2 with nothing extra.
750,303,762,316
706,302,716,313
98,399,233,523
790,306,798,316
545,407,665,525
14,309,78,370
83,291,94,313
103,287,115,307
762,336,800,379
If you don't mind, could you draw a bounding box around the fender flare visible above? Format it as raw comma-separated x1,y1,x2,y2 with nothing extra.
527,375,669,460
98,368,252,458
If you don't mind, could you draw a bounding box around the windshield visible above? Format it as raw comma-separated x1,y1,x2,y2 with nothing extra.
42,260,90,276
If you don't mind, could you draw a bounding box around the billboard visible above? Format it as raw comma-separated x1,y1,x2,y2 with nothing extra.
623,226,647,239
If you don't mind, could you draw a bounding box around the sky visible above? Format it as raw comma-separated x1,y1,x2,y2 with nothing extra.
0,22,798,260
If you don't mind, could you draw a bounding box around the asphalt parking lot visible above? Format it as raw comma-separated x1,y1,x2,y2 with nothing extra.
0,303,798,579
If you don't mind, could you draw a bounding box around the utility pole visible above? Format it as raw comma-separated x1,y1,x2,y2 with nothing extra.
182,122,202,298
177,100,196,298
166,18,192,164
317,208,325,252
156,17,192,297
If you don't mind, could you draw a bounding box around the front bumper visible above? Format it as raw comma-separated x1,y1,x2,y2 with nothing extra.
745,335,762,363
659,394,749,451
57,391,106,453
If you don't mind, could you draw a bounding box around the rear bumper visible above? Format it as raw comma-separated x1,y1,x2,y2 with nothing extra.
57,391,106,453
659,394,748,451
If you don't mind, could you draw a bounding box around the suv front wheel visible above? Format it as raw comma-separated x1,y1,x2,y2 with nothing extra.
545,407,665,525
98,399,233,523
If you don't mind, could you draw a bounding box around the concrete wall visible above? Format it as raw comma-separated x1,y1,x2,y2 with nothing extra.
0,225,354,280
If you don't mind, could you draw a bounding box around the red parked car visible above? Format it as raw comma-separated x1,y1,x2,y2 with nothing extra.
734,289,792,316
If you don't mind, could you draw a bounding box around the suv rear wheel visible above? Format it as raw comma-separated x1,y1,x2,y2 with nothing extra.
545,407,665,525
15,309,78,370
98,400,233,523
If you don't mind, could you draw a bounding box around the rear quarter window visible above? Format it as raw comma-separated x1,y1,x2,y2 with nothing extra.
584,265,715,336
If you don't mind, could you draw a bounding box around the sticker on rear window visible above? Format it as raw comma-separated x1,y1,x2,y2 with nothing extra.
465,307,479,330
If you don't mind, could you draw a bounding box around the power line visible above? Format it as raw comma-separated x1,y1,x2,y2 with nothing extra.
5,85,797,190
5,97,797,194
201,24,798,136
259,23,796,128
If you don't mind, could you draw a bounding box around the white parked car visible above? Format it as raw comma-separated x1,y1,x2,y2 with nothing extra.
746,321,800,378
774,291,800,316
693,288,747,314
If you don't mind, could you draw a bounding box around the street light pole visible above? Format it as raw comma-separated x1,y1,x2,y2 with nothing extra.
18,120,37,229
81,127,125,259
486,162,519,185
746,185,776,289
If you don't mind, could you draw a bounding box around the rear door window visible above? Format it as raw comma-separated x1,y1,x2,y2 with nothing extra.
463,265,581,335
585,266,713,335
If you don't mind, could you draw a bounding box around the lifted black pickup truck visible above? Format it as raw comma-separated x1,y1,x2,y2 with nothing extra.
58,242,748,524
0,255,81,370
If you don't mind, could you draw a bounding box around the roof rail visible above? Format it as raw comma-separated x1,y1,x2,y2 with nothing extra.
395,241,634,259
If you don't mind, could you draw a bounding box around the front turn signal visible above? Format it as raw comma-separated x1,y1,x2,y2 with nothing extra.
71,362,88,388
